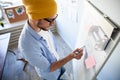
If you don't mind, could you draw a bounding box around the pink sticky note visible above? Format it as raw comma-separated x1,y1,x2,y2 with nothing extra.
85,55,96,69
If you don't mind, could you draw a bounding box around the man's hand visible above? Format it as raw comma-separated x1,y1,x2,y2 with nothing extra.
72,48,83,60
50,47,83,72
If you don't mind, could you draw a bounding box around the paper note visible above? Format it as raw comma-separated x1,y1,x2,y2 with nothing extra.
6,9,15,19
85,55,96,69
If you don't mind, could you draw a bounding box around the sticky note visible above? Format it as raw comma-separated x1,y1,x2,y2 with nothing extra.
85,55,96,69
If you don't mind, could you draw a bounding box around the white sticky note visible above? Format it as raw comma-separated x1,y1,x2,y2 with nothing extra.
85,55,96,69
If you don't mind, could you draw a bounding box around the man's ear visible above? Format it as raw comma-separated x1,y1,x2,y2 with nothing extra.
37,19,42,27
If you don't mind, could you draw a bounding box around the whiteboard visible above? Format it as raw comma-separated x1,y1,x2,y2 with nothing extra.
88,0,120,28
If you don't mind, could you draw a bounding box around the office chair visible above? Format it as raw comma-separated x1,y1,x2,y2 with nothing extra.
17,58,28,71
8,49,29,71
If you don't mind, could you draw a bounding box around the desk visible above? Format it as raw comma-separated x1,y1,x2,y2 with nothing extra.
0,20,26,49
0,33,10,79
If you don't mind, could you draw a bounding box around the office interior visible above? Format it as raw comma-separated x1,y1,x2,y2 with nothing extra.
0,0,120,80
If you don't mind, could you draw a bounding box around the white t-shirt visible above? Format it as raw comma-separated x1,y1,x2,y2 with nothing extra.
38,30,59,60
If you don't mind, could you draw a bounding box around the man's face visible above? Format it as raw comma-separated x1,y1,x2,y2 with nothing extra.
37,14,58,31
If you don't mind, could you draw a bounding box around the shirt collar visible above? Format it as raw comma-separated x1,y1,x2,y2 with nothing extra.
25,20,43,40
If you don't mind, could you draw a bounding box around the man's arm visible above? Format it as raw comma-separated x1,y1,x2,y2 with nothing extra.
50,48,83,72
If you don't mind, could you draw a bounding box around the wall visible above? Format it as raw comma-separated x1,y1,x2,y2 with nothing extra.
56,0,84,49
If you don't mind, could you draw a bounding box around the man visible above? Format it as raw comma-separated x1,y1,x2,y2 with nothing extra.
18,0,83,80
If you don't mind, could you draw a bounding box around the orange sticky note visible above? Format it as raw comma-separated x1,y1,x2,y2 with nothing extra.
85,55,96,69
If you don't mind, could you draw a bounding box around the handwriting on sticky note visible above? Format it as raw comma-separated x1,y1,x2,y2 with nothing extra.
85,55,96,69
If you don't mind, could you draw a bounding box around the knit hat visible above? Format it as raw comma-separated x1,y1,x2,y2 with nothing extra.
22,0,57,20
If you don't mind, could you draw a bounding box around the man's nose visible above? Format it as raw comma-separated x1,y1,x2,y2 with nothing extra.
50,20,56,26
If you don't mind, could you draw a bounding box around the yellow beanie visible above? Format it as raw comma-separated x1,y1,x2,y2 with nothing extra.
22,0,57,20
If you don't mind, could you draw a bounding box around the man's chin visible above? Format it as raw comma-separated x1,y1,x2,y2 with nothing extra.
41,28,49,31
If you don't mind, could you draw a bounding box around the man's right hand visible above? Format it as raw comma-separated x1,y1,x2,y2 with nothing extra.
71,48,83,60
